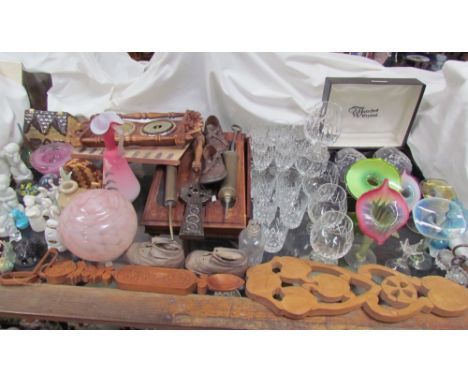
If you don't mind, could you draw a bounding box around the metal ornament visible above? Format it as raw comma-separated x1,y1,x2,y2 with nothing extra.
179,183,211,239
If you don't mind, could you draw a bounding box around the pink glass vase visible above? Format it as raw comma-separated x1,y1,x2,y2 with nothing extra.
91,112,140,202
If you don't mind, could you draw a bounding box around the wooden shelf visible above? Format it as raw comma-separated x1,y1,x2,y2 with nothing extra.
0,284,466,329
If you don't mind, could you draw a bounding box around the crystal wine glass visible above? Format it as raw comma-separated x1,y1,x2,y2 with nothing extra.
309,210,354,264
302,161,339,197
280,189,309,229
264,209,289,253
276,167,302,210
304,101,343,145
307,183,347,223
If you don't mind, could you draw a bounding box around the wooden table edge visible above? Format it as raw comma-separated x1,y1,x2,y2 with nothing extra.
0,284,466,330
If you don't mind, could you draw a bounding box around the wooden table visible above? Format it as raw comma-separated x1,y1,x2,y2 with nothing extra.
0,284,466,329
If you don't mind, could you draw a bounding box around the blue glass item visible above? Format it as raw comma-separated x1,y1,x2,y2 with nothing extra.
430,239,449,250
413,197,466,241
10,208,29,230
38,173,60,189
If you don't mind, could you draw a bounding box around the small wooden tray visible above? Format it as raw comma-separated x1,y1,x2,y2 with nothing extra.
142,132,251,239
113,265,198,295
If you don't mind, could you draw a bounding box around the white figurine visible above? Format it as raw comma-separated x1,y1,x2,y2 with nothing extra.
0,174,21,237
44,205,66,251
23,195,46,232
1,142,33,183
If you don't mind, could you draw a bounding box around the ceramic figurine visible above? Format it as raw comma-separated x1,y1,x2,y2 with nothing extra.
23,195,46,232
45,218,66,252
57,179,84,209
0,174,21,237
90,112,140,202
1,142,33,183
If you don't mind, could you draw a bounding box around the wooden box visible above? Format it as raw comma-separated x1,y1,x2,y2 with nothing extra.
142,132,251,239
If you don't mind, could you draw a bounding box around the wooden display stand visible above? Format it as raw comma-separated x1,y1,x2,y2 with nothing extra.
142,132,252,239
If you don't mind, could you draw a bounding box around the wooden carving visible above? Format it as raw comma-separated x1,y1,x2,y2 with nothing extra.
63,158,102,189
246,257,468,322
76,110,204,149
246,256,379,319
39,260,114,286
113,265,199,295
197,274,245,295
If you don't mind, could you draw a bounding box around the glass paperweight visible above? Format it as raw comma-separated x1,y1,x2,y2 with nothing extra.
413,197,466,241
345,158,401,199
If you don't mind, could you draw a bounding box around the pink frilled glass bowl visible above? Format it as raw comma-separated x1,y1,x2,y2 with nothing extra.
30,142,73,175
58,189,138,262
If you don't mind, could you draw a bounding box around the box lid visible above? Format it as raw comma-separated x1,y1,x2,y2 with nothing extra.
322,77,426,149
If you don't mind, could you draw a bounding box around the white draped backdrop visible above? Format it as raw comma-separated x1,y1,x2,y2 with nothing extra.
0,52,467,205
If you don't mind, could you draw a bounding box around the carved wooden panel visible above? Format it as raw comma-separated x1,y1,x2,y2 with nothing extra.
246,257,468,323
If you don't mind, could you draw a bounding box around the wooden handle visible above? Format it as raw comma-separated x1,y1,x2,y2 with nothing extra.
118,112,184,119
192,134,205,173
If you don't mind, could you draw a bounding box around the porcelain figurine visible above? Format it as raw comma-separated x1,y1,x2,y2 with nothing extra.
57,179,84,209
44,205,66,251
90,112,140,202
1,142,33,183
23,195,46,232
0,174,21,237
45,218,67,252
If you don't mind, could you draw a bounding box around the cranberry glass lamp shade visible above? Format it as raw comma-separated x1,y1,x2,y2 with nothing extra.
58,189,137,262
